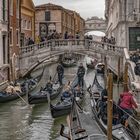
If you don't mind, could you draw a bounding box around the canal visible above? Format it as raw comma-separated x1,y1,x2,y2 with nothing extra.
0,57,123,140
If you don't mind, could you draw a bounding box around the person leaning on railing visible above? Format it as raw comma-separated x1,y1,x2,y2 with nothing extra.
119,90,138,125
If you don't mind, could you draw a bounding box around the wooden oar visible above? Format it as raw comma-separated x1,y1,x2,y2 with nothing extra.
15,91,29,106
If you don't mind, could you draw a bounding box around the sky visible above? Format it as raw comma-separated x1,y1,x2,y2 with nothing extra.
33,0,105,20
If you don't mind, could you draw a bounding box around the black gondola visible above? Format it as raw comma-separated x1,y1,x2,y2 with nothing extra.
50,77,85,118
50,97,72,118
28,74,63,104
0,91,26,103
61,54,77,68
0,71,43,103
88,74,136,140
61,59,77,67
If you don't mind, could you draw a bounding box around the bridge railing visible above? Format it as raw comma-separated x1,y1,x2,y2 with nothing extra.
89,40,124,55
20,39,125,57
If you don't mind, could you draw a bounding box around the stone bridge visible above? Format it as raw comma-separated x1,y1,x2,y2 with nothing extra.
19,39,140,91
20,39,123,74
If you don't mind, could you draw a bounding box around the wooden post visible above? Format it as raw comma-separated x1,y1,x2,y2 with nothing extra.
107,73,113,140
123,62,128,92
117,57,120,85
104,56,107,88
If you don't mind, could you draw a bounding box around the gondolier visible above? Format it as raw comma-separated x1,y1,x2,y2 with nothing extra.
56,63,64,85
77,63,85,88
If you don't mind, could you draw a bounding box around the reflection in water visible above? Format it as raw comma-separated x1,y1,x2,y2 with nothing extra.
0,56,123,140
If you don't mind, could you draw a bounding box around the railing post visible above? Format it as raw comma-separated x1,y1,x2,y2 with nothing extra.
51,40,55,51
117,57,120,85
85,39,89,50
104,56,108,87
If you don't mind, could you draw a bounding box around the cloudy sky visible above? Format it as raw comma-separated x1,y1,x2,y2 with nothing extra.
33,0,105,20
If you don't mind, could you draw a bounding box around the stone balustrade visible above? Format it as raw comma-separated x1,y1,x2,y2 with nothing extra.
19,39,124,57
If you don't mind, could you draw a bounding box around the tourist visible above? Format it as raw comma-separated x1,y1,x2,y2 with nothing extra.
61,85,72,101
73,85,81,98
77,63,85,88
13,82,22,93
28,37,34,45
5,82,15,94
119,90,138,125
64,31,68,39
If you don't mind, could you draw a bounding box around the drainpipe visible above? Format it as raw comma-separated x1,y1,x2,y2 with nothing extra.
19,0,21,78
7,0,10,81
124,0,128,49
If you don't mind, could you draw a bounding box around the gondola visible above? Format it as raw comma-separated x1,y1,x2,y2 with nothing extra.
88,74,136,140
0,90,26,103
61,59,77,67
0,70,44,103
60,84,107,140
28,74,63,104
60,98,88,140
50,77,85,118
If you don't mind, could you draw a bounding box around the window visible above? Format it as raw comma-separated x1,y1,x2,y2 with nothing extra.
10,0,13,16
23,20,26,29
27,21,31,30
2,0,6,21
16,30,19,45
10,28,13,45
45,11,51,21
2,35,6,64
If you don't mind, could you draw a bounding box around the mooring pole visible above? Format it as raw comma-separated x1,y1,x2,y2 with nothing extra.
117,57,120,86
104,56,107,88
107,73,113,140
123,62,128,92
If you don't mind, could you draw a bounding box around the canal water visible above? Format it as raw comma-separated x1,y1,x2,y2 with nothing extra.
0,57,123,140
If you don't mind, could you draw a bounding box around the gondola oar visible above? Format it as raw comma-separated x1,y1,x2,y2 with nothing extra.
15,91,29,106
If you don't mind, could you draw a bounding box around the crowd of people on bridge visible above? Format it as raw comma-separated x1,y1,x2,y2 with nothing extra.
101,36,116,45
24,30,82,47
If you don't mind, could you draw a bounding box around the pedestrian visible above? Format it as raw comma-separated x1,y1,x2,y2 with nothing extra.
64,31,68,39
77,63,85,88
119,90,138,116
56,63,64,85
28,37,34,45
119,90,138,125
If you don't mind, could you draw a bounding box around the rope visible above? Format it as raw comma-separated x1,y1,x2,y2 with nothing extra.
114,102,140,125
92,73,140,125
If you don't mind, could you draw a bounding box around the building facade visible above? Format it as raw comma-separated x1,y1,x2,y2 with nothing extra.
72,11,85,37
21,0,35,47
105,0,140,51
9,0,21,80
0,0,9,84
35,3,85,39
